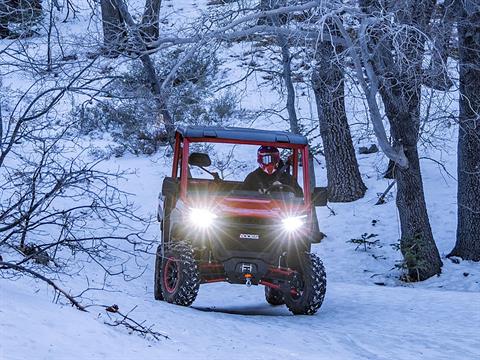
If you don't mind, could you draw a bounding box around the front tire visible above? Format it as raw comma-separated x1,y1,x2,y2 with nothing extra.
160,242,200,306
284,253,326,315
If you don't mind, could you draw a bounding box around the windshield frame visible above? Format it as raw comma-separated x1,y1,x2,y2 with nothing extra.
173,133,312,208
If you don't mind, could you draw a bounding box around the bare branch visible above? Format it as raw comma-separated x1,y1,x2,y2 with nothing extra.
0,261,87,311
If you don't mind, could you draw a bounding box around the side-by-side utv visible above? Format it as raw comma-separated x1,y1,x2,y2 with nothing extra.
155,126,328,315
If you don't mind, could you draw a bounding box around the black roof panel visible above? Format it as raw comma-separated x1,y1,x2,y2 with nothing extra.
177,126,308,145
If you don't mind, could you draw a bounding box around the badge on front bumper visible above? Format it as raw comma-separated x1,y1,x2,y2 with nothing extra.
239,233,260,240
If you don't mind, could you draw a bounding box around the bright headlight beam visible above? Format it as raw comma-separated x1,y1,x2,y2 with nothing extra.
282,215,307,232
189,208,217,228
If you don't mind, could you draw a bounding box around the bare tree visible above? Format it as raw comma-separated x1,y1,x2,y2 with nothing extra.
450,3,480,261
255,2,365,199
0,24,154,292
312,30,367,202
257,1,299,133
111,0,175,143
260,1,320,189
357,0,442,280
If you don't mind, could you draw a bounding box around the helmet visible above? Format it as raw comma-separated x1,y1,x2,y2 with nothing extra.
257,146,280,175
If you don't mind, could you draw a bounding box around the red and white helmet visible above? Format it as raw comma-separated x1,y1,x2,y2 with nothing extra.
257,146,280,175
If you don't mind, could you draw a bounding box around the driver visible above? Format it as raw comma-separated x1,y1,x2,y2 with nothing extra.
243,146,303,196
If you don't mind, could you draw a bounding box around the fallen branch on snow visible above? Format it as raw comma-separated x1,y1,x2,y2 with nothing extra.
103,304,169,340
0,261,87,311
375,181,397,205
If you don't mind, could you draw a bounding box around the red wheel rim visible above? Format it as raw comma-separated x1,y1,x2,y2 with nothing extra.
163,257,180,293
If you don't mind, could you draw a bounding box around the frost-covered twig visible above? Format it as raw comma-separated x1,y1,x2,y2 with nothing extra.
103,305,169,341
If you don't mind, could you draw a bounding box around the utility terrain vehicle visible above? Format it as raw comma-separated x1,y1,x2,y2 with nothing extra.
155,126,328,315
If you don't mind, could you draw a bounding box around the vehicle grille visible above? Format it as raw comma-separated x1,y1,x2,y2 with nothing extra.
214,216,280,252
222,216,275,227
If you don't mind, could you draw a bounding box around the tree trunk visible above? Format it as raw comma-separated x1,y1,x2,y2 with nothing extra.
384,96,443,280
140,0,162,44
267,3,299,134
384,159,396,179
278,34,299,135
450,7,480,261
112,0,175,145
312,41,367,202
100,0,127,55
423,0,457,91
265,1,316,189
360,0,442,280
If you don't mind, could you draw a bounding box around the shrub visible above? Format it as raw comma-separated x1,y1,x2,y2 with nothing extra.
74,49,239,155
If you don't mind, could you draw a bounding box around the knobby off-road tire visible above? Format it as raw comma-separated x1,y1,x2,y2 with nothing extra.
160,242,200,306
154,244,164,300
284,253,326,315
265,286,285,306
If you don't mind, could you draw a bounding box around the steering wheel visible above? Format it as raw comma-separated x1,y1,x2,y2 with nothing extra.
265,183,297,194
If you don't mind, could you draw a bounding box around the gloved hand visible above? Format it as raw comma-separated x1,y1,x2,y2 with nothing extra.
272,181,282,186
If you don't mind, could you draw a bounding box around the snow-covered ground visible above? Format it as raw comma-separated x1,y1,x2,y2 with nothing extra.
2,279,479,360
1,0,479,359
1,151,479,360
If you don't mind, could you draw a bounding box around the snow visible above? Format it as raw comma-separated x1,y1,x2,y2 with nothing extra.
2,278,479,360
1,151,479,360
1,0,479,359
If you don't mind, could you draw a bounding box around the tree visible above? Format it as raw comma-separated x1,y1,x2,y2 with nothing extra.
423,0,457,91
312,37,367,202
450,4,480,261
100,0,127,55
140,0,162,43
112,0,175,143
355,0,442,280
261,0,318,188
0,63,152,285
261,1,366,201
260,0,299,134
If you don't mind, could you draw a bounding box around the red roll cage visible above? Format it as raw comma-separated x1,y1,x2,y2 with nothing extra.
171,130,312,210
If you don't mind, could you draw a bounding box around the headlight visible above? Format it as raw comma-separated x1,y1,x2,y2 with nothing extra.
282,215,307,232
189,208,217,228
